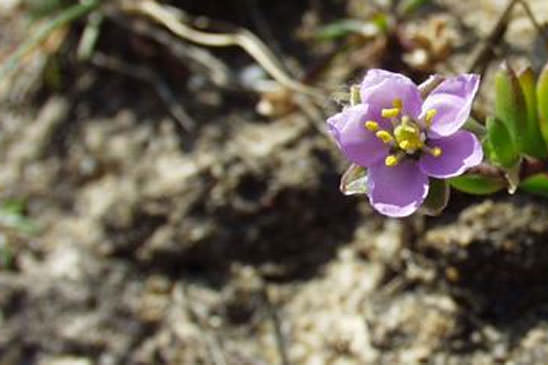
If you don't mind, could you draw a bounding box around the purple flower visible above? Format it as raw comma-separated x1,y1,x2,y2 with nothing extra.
328,69,483,217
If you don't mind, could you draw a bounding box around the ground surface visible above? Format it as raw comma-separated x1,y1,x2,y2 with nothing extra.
2,0,548,364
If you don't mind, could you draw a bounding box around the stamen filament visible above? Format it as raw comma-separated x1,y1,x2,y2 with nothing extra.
424,109,437,127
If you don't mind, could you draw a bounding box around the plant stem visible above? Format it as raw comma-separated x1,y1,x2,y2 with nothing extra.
469,158,548,180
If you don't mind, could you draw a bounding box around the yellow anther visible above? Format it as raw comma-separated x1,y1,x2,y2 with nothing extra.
381,108,400,119
364,121,379,131
385,155,399,167
392,98,403,109
424,109,437,127
431,147,442,157
422,145,442,157
399,140,411,150
376,130,394,144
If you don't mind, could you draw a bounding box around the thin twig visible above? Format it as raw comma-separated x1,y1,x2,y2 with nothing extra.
77,11,104,61
467,0,519,73
468,158,548,180
176,283,227,365
90,52,195,131
106,13,234,89
0,0,100,82
119,0,326,100
518,0,548,50
261,285,290,365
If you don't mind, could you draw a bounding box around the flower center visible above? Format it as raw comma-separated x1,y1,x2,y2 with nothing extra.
364,99,441,167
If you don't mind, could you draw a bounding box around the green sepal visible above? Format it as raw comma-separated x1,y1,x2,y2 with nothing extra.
449,174,505,195
339,164,368,196
519,173,548,197
536,63,548,146
420,178,450,216
350,85,361,106
503,160,521,194
485,116,520,168
517,67,548,158
495,63,526,152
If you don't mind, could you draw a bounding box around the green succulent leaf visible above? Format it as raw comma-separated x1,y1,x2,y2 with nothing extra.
495,63,526,152
519,173,548,197
420,178,449,216
449,174,505,195
536,63,548,146
517,67,548,158
485,116,520,168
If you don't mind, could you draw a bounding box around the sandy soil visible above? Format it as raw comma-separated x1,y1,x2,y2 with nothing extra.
1,0,548,364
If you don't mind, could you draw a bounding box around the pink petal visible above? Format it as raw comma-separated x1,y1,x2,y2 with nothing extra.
420,74,480,137
360,69,423,119
327,104,390,167
367,159,429,217
419,131,483,178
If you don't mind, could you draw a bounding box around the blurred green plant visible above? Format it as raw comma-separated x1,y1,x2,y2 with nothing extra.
0,199,38,235
24,0,71,18
315,0,430,41
316,14,390,41
0,0,100,82
0,236,14,270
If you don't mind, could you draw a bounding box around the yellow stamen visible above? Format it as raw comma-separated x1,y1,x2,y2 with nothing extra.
392,98,403,109
422,145,442,157
364,120,379,131
399,140,410,150
424,109,437,127
376,130,394,144
381,108,400,119
385,155,399,167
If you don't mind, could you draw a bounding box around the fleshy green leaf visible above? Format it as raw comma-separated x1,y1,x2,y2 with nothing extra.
536,63,548,146
485,116,519,168
340,164,368,196
517,67,548,158
519,173,548,197
420,179,449,216
495,63,526,152
449,174,505,195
